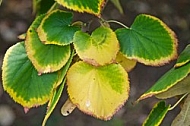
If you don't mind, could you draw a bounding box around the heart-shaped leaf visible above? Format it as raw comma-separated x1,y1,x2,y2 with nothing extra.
116,14,178,66
37,10,80,46
2,42,60,108
66,61,129,120
175,44,190,68
26,14,71,74
56,0,106,16
73,27,119,66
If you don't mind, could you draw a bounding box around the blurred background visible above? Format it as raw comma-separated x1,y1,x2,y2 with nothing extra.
0,0,190,126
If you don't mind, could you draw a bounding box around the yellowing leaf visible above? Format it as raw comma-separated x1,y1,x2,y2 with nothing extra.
56,0,106,16
66,61,129,120
172,94,190,126
73,27,119,66
116,52,137,72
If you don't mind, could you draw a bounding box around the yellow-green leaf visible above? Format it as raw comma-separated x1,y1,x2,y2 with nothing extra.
56,0,106,16
25,14,71,74
66,61,129,120
156,76,190,99
172,94,190,126
73,27,119,66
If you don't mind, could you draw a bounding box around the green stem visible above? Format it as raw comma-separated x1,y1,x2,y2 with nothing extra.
106,20,129,29
168,93,189,111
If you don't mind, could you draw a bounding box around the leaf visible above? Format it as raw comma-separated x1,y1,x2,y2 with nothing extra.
37,10,80,46
66,61,129,120
33,0,55,15
172,94,190,126
156,76,190,99
73,27,119,66
2,42,60,108
25,14,71,74
42,50,74,126
61,98,76,116
110,0,123,14
143,101,170,126
0,0,2,5
56,0,106,16
115,14,178,66
116,52,137,72
175,44,190,68
138,62,190,101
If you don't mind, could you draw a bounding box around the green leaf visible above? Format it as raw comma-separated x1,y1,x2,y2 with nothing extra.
2,42,60,108
33,0,55,15
143,101,170,126
73,27,119,66
138,62,190,101
110,0,123,14
115,14,178,66
66,61,129,120
37,10,80,46
175,44,190,67
56,0,106,16
25,14,71,74
156,76,190,99
42,50,74,126
172,94,190,126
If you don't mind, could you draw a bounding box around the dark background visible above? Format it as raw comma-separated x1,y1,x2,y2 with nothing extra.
0,0,190,126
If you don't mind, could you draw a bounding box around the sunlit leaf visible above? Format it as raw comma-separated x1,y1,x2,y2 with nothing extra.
143,101,170,126
73,27,119,66
56,0,106,16
25,14,71,74
138,62,190,101
115,14,178,66
175,44,190,68
116,52,137,72
110,0,123,14
172,94,190,126
156,76,190,99
2,42,60,108
37,10,80,46
61,98,76,116
66,61,129,120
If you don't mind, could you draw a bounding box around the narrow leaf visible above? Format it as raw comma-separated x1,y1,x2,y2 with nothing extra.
66,61,129,120
143,101,170,126
175,44,190,67
172,94,190,126
25,14,71,74
56,0,106,16
138,62,190,101
156,76,190,99
110,0,123,14
116,14,178,66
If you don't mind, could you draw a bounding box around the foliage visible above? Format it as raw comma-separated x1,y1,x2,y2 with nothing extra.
1,0,189,125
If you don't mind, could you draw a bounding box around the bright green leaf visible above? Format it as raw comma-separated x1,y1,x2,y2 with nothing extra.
138,62,190,101
110,0,123,14
66,61,129,120
116,52,137,72
25,14,71,74
2,42,60,108
116,14,178,66
56,0,105,16
156,76,190,99
37,10,80,46
143,101,170,126
172,94,190,126
73,27,119,66
175,44,190,68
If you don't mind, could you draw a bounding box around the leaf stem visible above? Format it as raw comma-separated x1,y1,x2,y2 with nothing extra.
106,20,129,29
168,93,189,111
